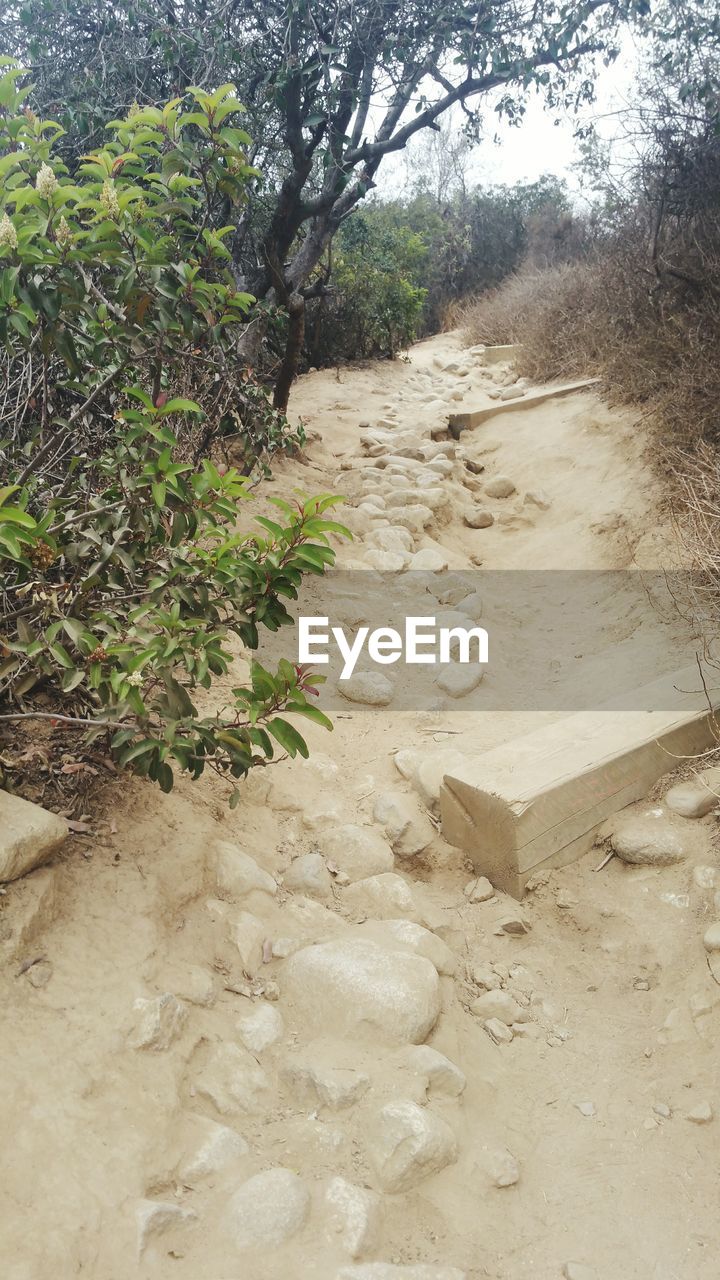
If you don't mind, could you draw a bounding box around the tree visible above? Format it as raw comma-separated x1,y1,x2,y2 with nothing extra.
1,0,650,406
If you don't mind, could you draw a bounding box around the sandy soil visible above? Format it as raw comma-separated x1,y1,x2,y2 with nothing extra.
1,333,718,1280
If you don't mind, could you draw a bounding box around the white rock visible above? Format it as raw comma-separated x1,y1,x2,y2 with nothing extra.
282,938,441,1044
413,750,468,811
610,808,688,865
368,1100,457,1192
373,790,434,857
344,872,420,921
136,1200,195,1259
215,843,277,898
471,965,502,990
156,962,216,1008
364,549,406,573
435,664,484,699
237,1002,284,1053
409,548,449,572
471,989,525,1026
562,1265,598,1280
484,1018,514,1044
356,918,456,976
693,865,718,889
575,1101,596,1118
336,1268,465,1280
128,993,186,1051
194,1041,271,1115
401,1045,466,1097
339,671,395,706
523,489,551,510
231,911,267,974
320,825,394,882
391,504,435,533
284,852,332,898
686,1101,714,1123
463,509,494,529
282,1059,370,1110
665,782,718,819
0,791,68,883
499,386,526,401
366,526,415,556
228,1168,310,1249
485,1147,520,1187
387,487,448,512
179,1116,250,1181
484,476,516,499
464,877,494,903
324,1177,383,1259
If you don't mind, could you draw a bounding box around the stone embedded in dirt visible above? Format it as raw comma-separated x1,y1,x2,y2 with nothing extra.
282,938,441,1044
179,1115,250,1181
128,993,187,1051
356,918,457,976
194,1041,271,1115
574,1101,596,1118
523,488,552,510
463,508,494,529
704,922,720,952
664,781,719,819
563,1265,598,1280
497,913,531,935
387,485,448,512
471,965,502,991
320,824,395,882
336,1267,466,1280
215,842,277,899
471,989,526,1026
282,1058,371,1111
368,1099,458,1192
373,790,434,857
0,791,69,883
435,664,485,699
284,852,333,899
409,547,449,572
364,549,407,572
464,876,495,903
610,808,688,865
156,962,216,1008
366,525,415,556
411,750,467,812
230,911,267,974
499,386,526,401
339,671,395,707
391,503,435,533
237,1001,284,1053
693,865,718,889
324,1176,383,1259
686,1101,714,1123
228,1167,310,1250
484,1147,520,1187
653,1102,671,1119
136,1199,196,1259
344,872,421,922
484,1018,514,1044
484,476,516,499
401,1045,466,1097
0,866,57,961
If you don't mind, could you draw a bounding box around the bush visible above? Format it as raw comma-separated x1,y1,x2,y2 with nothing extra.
0,63,347,796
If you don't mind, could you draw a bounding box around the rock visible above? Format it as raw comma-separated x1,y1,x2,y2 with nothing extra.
703,923,720,951
471,965,502,991
665,782,718,819
653,1102,671,1119
484,1018,514,1044
336,1268,466,1280
523,488,551,510
194,1041,271,1115
339,671,395,706
357,918,457,976
136,1200,195,1259
228,1168,310,1249
485,1147,520,1187
320,824,395,882
401,1045,466,1097
610,808,688,865
471,989,525,1026
686,1101,713,1123
282,1058,370,1110
324,1177,383,1259
26,959,52,987
499,386,526,401
0,867,57,960
366,526,415,556
562,1265,598,1280
283,938,441,1044
128,993,187,1051
156,962,216,1008
373,790,434,857
464,877,494,903
344,872,420,921
215,843,277,898
231,911,267,975
435,664,484,699
484,476,516,499
284,852,332,899
455,591,483,621
0,791,68,883
574,1101,596,1118
179,1116,250,1181
497,913,531,935
387,487,448,512
412,750,468,811
391,504,435,533
237,1001,284,1053
463,509,494,529
409,548,449,573
693,865,718,889
364,549,406,572
368,1100,458,1192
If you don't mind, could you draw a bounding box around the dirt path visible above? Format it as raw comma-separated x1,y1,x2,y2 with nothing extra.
1,334,718,1280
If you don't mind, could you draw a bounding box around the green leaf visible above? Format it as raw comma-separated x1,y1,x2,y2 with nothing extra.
267,717,309,759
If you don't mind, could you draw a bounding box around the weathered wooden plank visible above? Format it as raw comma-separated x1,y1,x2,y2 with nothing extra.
448,379,601,436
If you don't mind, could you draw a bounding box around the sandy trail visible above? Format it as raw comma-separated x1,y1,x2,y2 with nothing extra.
1,333,717,1280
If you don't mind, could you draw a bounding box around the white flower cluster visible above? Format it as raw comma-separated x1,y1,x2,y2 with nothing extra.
56,215,73,249
100,180,120,220
0,212,17,250
35,162,58,200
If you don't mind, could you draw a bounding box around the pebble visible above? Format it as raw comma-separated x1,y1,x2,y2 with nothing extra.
282,1059,371,1110
231,911,267,975
523,489,552,510
373,791,434,857
499,385,526,401
484,476,516,499
463,509,494,529
665,781,718,819
562,1265,598,1280
653,1102,671,1118
693,865,718,889
471,965,502,990
136,1200,195,1259
237,1002,284,1053
610,808,688,865
343,872,420,921
686,1101,713,1123
484,1018,514,1044
215,843,277,898
339,671,395,706
497,913,531,935
179,1115,250,1181
574,1101,596,1117
357,918,457,976
402,1045,467,1097
435,664,485,699
703,922,720,952
128,993,186,1051
464,876,495,903
284,852,333,898
0,791,68,883
282,938,441,1044
320,824,395,882
409,548,449,572
364,549,406,572
368,1099,458,1191
471,989,525,1026
228,1167,310,1249
194,1041,271,1115
324,1176,383,1259
485,1147,520,1187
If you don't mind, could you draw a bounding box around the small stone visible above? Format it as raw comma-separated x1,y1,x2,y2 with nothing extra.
373,790,434,857
324,1176,383,1259
194,1041,271,1115
485,1147,520,1187
284,852,332,898
357,918,457,976
665,782,718,819
231,911,267,975
282,1059,370,1111
401,1045,466,1097
555,890,578,910
471,965,502,990
693,865,718,889
686,1101,713,1123
523,488,552,510
562,1265,598,1280
237,1002,284,1053
364,549,406,572
463,509,494,529
574,1101,596,1117
343,872,420,921
689,991,716,1018
653,1102,671,1118
320,825,395,882
0,791,68,883
435,664,484,699
136,1200,195,1259
25,959,52,987
409,548,449,572
368,1100,458,1192
215,843,277,898
610,808,688,865
464,876,494,903
179,1116,250,1181
471,989,525,1026
703,923,720,952
499,385,526,401
484,476,516,499
484,1018,514,1044
339,671,394,706
498,913,531,935
228,1168,310,1249
128,993,186,1051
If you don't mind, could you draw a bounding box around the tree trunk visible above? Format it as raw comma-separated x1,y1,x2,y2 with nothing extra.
273,292,305,413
